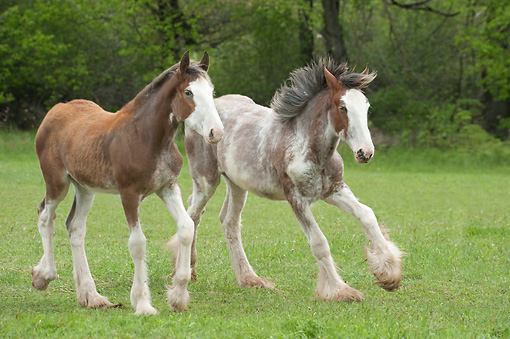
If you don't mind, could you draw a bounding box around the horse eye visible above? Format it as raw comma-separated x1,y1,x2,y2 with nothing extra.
339,106,347,114
184,89,193,98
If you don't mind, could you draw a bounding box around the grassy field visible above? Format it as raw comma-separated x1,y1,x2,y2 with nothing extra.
0,130,509,338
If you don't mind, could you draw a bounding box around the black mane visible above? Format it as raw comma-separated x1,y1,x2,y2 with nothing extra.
270,58,376,121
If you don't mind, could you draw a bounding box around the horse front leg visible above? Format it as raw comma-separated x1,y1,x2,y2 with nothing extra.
288,194,363,302
324,183,402,292
121,192,158,316
167,176,219,281
158,185,194,312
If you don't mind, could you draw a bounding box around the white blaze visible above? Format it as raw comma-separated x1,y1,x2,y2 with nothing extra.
184,77,224,143
342,89,374,160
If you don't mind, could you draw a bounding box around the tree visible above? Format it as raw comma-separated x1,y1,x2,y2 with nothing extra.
200,0,317,105
459,0,510,137
321,0,349,61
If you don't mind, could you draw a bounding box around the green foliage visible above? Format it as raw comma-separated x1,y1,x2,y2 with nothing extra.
207,0,313,105
460,0,510,101
0,0,178,129
0,0,509,145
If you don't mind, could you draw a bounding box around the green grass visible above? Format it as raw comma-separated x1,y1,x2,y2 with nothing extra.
1,129,509,338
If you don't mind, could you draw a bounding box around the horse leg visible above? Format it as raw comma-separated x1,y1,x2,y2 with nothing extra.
167,175,219,281
179,128,222,280
66,184,113,308
158,185,194,312
219,183,230,224
32,179,70,291
324,183,402,291
288,195,363,302
121,191,158,315
221,177,275,289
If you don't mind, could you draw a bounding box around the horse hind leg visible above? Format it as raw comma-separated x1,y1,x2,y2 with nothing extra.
325,183,402,292
32,180,70,291
66,184,113,309
221,177,275,289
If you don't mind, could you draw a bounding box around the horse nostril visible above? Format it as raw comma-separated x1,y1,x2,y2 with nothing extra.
357,149,372,162
209,129,214,140
357,149,365,160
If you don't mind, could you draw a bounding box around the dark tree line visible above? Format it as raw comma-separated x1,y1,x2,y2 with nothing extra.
1,0,509,145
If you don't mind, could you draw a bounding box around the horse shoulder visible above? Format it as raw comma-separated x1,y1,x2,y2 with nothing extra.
167,142,184,174
139,142,182,193
321,151,344,196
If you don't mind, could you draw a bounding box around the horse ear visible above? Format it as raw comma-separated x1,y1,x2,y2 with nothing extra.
361,64,369,75
180,51,190,74
198,51,209,72
324,67,342,92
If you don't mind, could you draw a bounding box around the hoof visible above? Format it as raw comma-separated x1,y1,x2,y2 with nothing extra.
365,241,403,292
317,283,364,302
167,285,190,312
31,266,56,291
240,275,276,289
78,292,114,309
134,302,159,316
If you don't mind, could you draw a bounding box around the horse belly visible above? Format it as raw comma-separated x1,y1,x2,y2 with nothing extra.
66,166,119,194
219,145,285,200
233,170,286,200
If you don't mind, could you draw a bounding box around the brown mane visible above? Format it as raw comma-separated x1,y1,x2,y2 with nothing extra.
134,62,211,108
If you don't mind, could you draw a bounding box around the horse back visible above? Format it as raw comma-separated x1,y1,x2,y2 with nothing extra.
36,100,129,191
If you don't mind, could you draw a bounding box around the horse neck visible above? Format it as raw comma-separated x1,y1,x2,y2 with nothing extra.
123,77,180,151
290,92,340,162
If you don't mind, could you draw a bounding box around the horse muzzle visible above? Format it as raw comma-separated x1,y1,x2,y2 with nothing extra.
355,148,373,164
205,126,224,144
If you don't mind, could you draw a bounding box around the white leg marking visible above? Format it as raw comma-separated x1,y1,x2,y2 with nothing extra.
221,178,275,289
291,199,363,302
128,223,158,315
188,180,215,259
325,184,402,291
67,186,113,308
32,200,60,290
159,185,193,312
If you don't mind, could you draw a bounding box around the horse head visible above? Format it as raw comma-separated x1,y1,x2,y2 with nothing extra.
172,51,223,144
324,66,376,163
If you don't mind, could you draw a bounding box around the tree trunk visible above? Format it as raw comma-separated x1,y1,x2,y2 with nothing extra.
299,0,314,64
152,0,198,63
321,0,348,61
